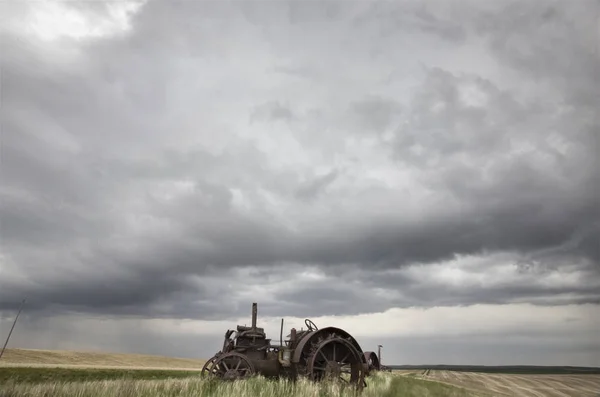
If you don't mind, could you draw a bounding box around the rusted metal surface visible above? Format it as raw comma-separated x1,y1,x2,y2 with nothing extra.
201,302,381,391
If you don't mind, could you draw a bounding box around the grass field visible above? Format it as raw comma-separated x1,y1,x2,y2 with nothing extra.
419,369,600,397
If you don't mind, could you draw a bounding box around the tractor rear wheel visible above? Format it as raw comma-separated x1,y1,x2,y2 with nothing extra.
305,333,366,390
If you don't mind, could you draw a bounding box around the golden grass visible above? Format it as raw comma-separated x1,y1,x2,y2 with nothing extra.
0,348,206,370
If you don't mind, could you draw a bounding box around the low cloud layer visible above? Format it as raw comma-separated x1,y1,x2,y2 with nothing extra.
1,0,598,365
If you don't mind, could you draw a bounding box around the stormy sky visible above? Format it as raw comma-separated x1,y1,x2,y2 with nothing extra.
1,0,599,366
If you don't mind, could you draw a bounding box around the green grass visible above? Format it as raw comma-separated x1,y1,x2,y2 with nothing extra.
0,369,483,397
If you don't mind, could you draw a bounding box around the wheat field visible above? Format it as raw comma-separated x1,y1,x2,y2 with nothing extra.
421,369,600,397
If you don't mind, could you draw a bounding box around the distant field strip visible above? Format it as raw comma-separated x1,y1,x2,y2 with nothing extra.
0,348,206,370
422,370,600,397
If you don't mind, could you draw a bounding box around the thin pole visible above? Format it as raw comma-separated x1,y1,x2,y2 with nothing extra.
280,318,284,346
0,299,26,359
251,303,257,330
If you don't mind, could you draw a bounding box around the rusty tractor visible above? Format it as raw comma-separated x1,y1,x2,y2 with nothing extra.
201,302,383,390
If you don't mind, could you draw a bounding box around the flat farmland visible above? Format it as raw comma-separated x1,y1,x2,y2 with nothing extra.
0,349,484,396
422,370,600,397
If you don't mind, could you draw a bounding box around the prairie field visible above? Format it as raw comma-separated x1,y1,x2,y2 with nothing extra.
0,370,480,397
2,349,599,396
420,369,600,397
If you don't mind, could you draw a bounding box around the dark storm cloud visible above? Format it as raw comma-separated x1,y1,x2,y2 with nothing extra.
0,266,203,317
1,0,598,323
268,256,600,318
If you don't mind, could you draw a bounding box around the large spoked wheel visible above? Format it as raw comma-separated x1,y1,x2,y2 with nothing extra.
307,337,365,389
209,352,255,381
201,354,220,377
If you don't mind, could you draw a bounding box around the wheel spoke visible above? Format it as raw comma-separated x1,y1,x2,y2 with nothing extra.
339,352,350,363
319,349,328,361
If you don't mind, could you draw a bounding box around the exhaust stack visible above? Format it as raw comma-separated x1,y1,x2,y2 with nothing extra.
251,302,257,330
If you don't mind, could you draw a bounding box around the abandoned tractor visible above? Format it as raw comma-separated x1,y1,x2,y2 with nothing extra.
201,302,381,390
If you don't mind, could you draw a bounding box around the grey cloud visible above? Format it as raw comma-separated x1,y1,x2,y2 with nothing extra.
294,169,339,200
361,1,467,43
475,0,600,104
271,64,321,81
275,285,383,319
250,101,295,123
347,96,403,135
0,0,598,335
389,65,598,265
